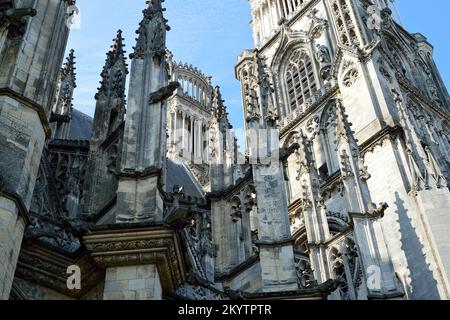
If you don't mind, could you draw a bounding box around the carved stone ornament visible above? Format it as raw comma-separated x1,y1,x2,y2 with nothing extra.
342,68,359,87
84,226,186,293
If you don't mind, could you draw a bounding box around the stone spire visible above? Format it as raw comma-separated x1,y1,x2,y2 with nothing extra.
51,49,77,140
211,86,231,130
62,49,77,80
130,0,169,60
295,131,331,283
116,0,178,223
209,86,234,191
95,29,128,101
55,49,77,117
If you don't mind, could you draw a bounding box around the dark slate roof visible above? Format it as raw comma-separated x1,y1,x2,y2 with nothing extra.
69,108,93,140
166,158,203,198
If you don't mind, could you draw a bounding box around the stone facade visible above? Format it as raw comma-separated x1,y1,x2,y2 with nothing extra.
0,0,449,301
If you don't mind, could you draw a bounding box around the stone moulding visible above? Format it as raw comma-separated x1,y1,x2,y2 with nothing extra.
0,187,31,225
83,225,186,294
279,85,339,139
240,279,338,300
215,254,259,282
15,243,103,299
0,87,52,138
254,0,321,53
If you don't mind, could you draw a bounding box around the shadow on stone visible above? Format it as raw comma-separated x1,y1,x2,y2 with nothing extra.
394,192,439,299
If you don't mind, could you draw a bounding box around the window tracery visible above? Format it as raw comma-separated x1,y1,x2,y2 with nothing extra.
285,49,317,112
330,237,363,300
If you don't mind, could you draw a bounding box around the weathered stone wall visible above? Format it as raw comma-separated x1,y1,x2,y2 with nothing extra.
365,138,446,299
0,95,46,206
103,265,162,300
221,262,262,293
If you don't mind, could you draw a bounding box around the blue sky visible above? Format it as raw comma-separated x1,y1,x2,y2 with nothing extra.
67,0,450,148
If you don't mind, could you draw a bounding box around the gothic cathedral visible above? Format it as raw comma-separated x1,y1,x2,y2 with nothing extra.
0,0,449,300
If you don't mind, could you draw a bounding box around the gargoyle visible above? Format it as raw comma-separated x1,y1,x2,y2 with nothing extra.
223,286,245,300
148,81,180,105
0,7,36,36
368,202,389,219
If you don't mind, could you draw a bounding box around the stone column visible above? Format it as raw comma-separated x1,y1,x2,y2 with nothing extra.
236,52,299,293
258,8,265,39
173,110,178,148
275,0,282,20
194,118,201,163
0,197,26,300
190,116,194,159
280,0,288,18
202,123,207,164
267,1,275,32
286,0,293,15
193,119,197,160
181,112,186,153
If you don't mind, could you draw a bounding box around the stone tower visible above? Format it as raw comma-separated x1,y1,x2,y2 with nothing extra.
0,0,74,299
236,0,450,299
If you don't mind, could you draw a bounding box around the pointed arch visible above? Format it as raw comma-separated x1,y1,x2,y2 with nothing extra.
270,27,312,117
318,99,340,176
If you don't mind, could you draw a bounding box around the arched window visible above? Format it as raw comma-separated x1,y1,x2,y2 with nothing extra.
294,231,314,288
285,49,317,112
329,238,363,300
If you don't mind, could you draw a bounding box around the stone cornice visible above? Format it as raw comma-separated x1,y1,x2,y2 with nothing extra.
0,87,52,138
360,125,404,157
239,279,339,300
398,77,450,120
117,167,162,180
49,112,70,123
254,237,295,247
47,139,90,153
206,170,253,201
171,93,211,117
215,254,259,282
15,242,103,299
83,225,186,293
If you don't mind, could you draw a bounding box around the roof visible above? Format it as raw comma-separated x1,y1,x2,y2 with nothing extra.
166,158,203,198
69,108,93,140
